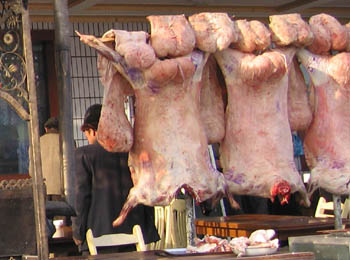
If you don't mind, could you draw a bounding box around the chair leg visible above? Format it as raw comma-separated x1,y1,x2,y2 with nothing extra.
164,205,173,248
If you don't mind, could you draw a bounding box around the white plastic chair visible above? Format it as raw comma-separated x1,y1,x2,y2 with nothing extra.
148,206,166,250
164,199,187,249
86,225,146,255
315,196,349,218
342,199,350,219
315,197,340,218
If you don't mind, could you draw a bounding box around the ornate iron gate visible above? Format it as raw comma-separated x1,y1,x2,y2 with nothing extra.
0,0,48,258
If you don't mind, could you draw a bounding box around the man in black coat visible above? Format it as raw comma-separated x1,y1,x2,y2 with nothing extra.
72,104,159,254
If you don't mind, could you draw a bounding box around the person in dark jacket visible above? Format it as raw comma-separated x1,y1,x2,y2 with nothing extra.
72,104,159,254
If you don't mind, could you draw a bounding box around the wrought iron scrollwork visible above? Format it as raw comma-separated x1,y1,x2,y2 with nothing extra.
0,31,27,95
0,0,29,120
0,178,32,190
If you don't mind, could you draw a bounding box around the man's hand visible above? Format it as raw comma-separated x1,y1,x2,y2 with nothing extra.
73,236,83,246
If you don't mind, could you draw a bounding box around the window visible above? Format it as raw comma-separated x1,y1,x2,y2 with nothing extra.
0,100,28,174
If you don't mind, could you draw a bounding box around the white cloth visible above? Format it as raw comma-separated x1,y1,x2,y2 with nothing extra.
40,133,62,195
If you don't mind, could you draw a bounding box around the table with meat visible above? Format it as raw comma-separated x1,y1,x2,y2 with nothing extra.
76,11,350,256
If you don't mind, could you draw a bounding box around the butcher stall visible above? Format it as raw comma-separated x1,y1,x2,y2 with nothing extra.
2,0,350,259
72,7,350,260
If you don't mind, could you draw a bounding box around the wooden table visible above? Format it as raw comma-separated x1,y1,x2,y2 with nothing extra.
46,250,315,260
195,214,350,243
49,237,79,257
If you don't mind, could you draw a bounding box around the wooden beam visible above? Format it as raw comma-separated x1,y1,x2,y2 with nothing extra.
75,3,275,17
68,0,101,11
27,1,350,21
276,0,335,13
300,6,350,22
28,2,53,11
68,0,85,7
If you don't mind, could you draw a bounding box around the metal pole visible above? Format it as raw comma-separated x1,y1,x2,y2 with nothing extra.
22,6,49,260
185,195,195,246
53,0,76,208
333,195,343,230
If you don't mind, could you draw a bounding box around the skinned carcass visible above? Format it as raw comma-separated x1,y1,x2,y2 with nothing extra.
77,29,234,227
215,46,310,206
297,48,350,196
97,56,135,152
94,29,155,152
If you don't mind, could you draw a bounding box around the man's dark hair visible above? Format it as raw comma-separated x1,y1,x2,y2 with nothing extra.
44,117,59,130
81,104,102,132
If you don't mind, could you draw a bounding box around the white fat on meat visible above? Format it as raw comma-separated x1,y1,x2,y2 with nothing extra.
76,30,233,227
102,29,156,69
269,13,313,47
308,14,347,54
199,55,225,144
250,20,272,51
230,237,250,256
233,19,271,52
147,14,196,58
187,235,232,253
96,55,134,152
215,46,310,206
189,12,238,53
297,48,350,196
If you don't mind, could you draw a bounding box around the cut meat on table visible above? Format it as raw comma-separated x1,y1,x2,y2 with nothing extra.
296,48,350,196
215,46,310,206
77,30,234,227
187,231,279,257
